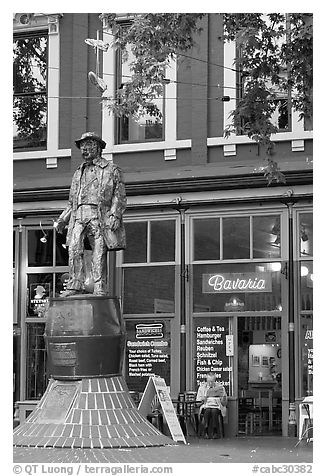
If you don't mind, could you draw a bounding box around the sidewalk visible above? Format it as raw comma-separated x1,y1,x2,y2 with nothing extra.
13,436,313,464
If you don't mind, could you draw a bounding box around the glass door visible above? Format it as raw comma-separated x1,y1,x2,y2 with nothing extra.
237,316,282,435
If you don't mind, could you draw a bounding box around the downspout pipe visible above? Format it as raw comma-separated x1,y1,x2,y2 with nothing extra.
282,191,298,436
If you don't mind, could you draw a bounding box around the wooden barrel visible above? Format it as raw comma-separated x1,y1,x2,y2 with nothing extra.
44,295,126,379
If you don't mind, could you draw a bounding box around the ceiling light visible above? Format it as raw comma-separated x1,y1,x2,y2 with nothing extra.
301,266,309,277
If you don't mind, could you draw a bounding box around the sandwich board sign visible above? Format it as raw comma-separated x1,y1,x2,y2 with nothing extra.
138,375,186,444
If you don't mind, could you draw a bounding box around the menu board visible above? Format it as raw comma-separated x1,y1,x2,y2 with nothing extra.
194,317,232,392
125,320,171,393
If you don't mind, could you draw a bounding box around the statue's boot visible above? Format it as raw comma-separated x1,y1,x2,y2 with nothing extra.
61,289,80,297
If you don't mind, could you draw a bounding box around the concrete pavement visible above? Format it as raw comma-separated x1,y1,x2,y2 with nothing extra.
13,436,313,464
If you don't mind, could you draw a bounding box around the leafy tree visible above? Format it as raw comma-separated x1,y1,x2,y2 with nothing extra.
95,13,312,184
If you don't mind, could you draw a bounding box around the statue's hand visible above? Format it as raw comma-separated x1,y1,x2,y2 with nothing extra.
54,219,65,234
108,215,120,232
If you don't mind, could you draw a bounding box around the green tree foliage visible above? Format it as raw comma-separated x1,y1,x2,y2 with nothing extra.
97,13,312,184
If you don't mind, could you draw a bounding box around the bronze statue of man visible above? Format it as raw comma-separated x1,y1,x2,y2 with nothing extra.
55,132,126,296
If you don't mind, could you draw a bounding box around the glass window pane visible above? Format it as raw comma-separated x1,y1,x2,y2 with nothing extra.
26,323,47,399
123,266,175,314
223,217,250,259
300,313,313,396
253,215,281,259
13,34,47,94
55,272,70,297
300,213,313,257
13,32,48,150
55,230,69,266
27,273,53,317
194,218,220,261
13,95,47,150
193,262,282,313
300,261,313,311
194,316,232,394
124,222,147,263
150,220,175,262
28,229,53,267
117,43,163,143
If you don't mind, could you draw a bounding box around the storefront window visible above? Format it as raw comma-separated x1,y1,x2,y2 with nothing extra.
223,217,250,259
123,266,175,314
300,314,313,396
193,262,282,313
26,323,47,399
193,316,232,394
124,222,147,263
193,214,282,262
253,215,281,259
55,231,68,266
299,260,313,396
150,220,175,262
27,273,53,317
28,229,53,267
193,218,220,261
299,213,313,257
300,261,313,311
125,319,171,393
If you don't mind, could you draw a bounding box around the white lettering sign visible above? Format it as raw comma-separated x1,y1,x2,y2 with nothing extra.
202,272,272,293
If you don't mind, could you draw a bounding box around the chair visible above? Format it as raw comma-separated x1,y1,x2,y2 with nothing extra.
238,397,265,435
198,406,224,438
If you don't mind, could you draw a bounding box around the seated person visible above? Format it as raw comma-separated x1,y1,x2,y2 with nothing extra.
196,372,227,439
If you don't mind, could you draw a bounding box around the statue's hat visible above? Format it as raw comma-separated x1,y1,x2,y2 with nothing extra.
75,132,106,149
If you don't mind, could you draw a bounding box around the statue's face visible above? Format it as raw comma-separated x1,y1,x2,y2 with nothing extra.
80,139,100,162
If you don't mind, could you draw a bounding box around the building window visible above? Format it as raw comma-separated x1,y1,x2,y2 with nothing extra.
193,262,282,313
299,213,313,257
13,30,48,150
26,323,47,399
24,225,69,399
122,219,176,315
193,214,281,262
297,210,313,397
116,40,164,143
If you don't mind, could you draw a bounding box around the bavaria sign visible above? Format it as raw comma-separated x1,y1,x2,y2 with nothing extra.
202,272,272,293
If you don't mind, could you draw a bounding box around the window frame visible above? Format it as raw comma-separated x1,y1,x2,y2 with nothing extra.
13,29,49,151
114,22,165,145
13,14,66,161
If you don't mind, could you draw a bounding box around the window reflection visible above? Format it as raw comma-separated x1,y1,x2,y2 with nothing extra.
123,266,175,314
13,32,48,150
27,273,52,317
150,220,175,262
116,42,163,143
300,213,313,257
55,230,69,266
193,262,282,313
223,217,250,259
253,215,281,259
28,229,53,267
194,218,220,261
26,323,47,399
124,222,147,263
300,314,313,396
300,261,313,311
